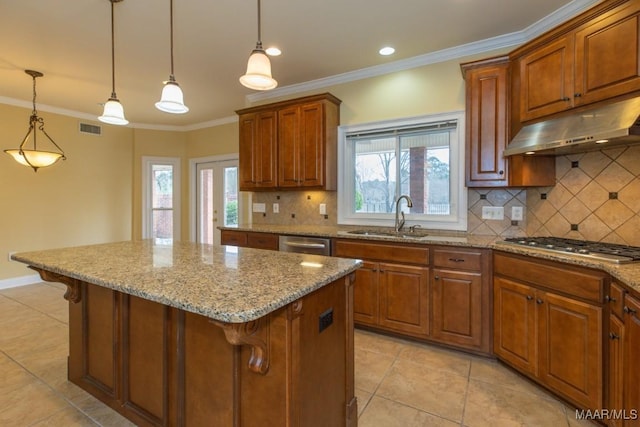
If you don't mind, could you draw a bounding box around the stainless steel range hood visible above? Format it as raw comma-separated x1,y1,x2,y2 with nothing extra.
504,97,640,156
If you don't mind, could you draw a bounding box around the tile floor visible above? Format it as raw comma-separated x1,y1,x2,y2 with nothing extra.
0,282,597,426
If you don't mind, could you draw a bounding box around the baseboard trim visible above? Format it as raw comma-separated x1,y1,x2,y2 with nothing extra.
0,274,42,290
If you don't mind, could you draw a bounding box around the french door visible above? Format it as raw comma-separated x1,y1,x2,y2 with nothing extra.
195,159,238,245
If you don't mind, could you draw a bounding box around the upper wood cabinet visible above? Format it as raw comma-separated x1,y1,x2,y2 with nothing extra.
461,57,555,188
236,93,341,191
514,0,640,122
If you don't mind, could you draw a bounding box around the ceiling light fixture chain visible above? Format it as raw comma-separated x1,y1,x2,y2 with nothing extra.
239,0,277,91
99,0,128,125
4,70,66,172
155,0,189,114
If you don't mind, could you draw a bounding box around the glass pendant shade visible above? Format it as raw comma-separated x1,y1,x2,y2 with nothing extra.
156,80,189,113
99,97,129,125
5,149,64,170
240,47,278,90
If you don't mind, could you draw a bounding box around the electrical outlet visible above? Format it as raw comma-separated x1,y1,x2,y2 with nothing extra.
511,206,524,221
273,203,279,213
319,203,326,215
481,206,504,220
318,308,333,333
252,203,266,213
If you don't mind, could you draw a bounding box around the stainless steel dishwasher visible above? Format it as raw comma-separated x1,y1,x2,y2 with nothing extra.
278,235,331,255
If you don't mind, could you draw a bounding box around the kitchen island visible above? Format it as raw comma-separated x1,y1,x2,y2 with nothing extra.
12,240,362,427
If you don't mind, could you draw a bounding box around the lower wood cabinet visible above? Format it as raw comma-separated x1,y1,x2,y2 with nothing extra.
220,229,279,250
494,251,606,411
333,239,430,339
431,247,491,353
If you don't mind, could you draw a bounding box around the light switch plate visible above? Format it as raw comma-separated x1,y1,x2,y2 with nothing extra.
512,206,524,221
252,203,266,213
273,203,279,213
319,203,326,215
481,206,504,220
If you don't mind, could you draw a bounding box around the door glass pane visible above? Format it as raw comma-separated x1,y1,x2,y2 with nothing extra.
151,164,173,244
224,166,238,227
199,168,214,245
152,210,173,244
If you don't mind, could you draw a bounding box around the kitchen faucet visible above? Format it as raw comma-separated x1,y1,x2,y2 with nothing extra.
394,195,413,233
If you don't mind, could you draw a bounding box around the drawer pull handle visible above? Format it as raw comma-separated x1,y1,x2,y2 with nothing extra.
448,258,465,263
609,332,620,340
526,295,533,301
624,306,637,316
536,298,544,305
605,295,617,303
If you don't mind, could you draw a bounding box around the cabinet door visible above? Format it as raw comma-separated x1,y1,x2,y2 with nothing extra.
609,315,625,427
238,112,277,190
624,294,640,427
574,2,640,107
378,263,429,337
277,106,300,188
538,291,602,410
519,36,574,121
278,102,325,188
465,62,509,186
432,268,483,349
493,277,537,375
352,261,379,326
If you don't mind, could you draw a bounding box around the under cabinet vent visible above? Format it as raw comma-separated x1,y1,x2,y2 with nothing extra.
79,122,102,136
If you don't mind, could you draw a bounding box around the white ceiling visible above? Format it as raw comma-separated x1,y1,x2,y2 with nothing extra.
1,0,601,129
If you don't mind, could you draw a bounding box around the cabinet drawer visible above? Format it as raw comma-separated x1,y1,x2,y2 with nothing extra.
494,251,606,303
220,230,248,247
609,282,626,319
433,248,482,270
247,232,279,250
333,239,429,265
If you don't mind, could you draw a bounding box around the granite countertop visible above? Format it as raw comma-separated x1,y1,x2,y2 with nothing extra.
221,224,499,248
220,224,640,295
12,240,362,323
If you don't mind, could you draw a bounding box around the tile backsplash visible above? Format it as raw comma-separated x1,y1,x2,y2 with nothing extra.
250,145,640,246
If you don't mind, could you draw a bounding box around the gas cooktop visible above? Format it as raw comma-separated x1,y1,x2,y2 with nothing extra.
503,237,640,264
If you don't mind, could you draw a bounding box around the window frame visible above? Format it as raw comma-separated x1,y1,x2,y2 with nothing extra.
142,156,181,243
337,111,467,231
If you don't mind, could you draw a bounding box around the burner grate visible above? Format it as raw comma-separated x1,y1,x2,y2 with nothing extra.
503,237,640,263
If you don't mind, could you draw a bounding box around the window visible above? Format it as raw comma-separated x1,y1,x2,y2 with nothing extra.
338,112,467,230
142,157,181,244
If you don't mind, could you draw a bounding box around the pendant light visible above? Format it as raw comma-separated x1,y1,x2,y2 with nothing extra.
155,0,189,113
239,0,277,91
99,0,128,125
4,70,66,172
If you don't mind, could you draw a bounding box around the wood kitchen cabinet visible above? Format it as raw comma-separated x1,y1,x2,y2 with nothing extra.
513,0,640,123
220,229,279,250
431,247,491,353
237,93,340,191
238,111,277,190
461,57,555,188
493,251,606,410
333,239,430,338
608,281,627,427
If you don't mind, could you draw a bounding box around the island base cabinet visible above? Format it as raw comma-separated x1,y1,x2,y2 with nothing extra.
67,278,356,427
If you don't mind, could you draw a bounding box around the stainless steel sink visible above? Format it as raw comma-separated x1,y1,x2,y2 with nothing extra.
342,229,430,240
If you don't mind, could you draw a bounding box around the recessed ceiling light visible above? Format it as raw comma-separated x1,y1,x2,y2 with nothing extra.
266,47,281,56
379,46,395,56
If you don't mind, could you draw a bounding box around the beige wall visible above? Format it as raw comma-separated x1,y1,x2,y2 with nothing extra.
0,105,133,280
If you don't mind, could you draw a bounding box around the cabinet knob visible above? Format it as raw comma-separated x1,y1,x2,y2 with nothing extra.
574,93,582,98
526,295,534,301
536,298,544,304
434,275,440,280
498,170,504,175
605,295,617,303
562,97,571,101
609,332,620,340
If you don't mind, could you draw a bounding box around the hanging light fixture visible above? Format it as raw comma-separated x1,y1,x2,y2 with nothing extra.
239,0,277,91
4,70,66,172
156,0,189,113
99,0,128,125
